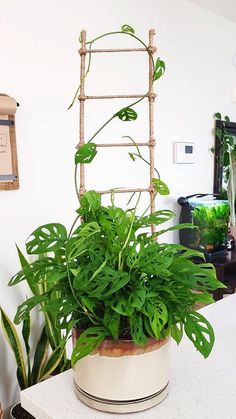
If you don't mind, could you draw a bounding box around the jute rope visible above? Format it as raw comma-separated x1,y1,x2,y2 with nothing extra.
78,30,157,230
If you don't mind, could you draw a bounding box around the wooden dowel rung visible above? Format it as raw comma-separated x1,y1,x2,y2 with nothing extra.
96,142,149,148
86,48,147,53
96,187,150,195
81,94,145,100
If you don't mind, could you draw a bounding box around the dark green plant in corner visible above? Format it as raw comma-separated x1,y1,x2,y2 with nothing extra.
9,26,224,372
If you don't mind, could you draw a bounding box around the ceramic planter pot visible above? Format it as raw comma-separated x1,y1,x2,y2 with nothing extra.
73,328,170,413
9,402,35,419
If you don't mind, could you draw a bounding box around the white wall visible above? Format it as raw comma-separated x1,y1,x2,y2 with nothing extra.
1,0,236,411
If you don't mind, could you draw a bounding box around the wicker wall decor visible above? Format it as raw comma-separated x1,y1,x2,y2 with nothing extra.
77,29,158,231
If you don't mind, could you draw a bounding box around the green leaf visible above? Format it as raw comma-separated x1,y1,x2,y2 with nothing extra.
154,58,165,81
78,190,101,216
66,221,100,261
14,295,48,324
184,311,215,358
121,24,135,34
152,178,170,195
128,152,136,161
144,301,168,339
103,309,120,339
31,327,49,384
157,223,195,236
116,107,137,121
215,127,222,140
128,287,146,309
71,327,108,365
135,209,175,229
73,266,130,298
75,143,97,164
130,313,148,346
171,322,183,344
26,223,67,255
0,307,27,390
111,294,134,316
224,115,230,123
39,342,66,381
214,112,221,120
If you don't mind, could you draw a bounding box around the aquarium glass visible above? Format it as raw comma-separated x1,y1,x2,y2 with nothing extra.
189,200,229,252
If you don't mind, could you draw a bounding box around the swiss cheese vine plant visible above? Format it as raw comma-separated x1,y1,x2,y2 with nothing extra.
9,25,224,367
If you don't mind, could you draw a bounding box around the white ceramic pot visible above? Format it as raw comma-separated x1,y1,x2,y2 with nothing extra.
73,330,170,413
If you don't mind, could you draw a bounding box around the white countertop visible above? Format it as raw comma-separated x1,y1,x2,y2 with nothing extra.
21,295,236,419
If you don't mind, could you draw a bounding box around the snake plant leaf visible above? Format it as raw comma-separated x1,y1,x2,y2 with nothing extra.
14,295,48,325
26,223,67,255
130,312,148,346
31,327,49,384
121,24,135,34
39,341,66,381
116,107,138,121
22,314,31,386
0,307,27,390
154,57,166,81
71,327,108,365
171,322,183,345
103,308,120,340
184,311,215,358
152,178,170,195
75,143,97,164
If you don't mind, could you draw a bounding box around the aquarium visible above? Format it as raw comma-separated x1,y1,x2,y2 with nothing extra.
178,195,230,254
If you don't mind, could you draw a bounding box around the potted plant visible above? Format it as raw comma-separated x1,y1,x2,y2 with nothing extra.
213,113,236,238
0,307,66,418
9,25,224,414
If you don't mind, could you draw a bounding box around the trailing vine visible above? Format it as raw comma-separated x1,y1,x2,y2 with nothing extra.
70,24,166,201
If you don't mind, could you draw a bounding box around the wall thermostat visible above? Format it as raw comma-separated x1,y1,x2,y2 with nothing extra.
174,142,195,164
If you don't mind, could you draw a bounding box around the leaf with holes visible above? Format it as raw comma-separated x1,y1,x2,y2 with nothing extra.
130,312,148,346
116,107,137,121
103,308,120,339
152,178,170,195
154,58,165,81
184,311,215,358
66,221,100,260
143,300,168,339
26,224,67,255
171,322,183,344
71,327,108,365
121,24,135,34
75,143,97,164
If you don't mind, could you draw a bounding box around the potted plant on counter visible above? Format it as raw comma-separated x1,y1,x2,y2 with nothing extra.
9,25,224,414
213,113,236,238
0,307,66,418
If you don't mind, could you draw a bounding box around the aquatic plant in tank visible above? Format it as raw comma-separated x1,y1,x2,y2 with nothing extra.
191,201,229,252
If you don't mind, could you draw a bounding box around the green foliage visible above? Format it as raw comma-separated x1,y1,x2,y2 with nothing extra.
116,107,138,121
0,308,65,390
191,203,229,251
121,24,135,34
11,191,224,364
75,143,97,164
154,58,166,81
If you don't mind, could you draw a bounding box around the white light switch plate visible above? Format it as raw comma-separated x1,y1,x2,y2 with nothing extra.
174,142,195,164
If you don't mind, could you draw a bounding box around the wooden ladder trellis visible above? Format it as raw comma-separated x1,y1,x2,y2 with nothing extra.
77,29,157,232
